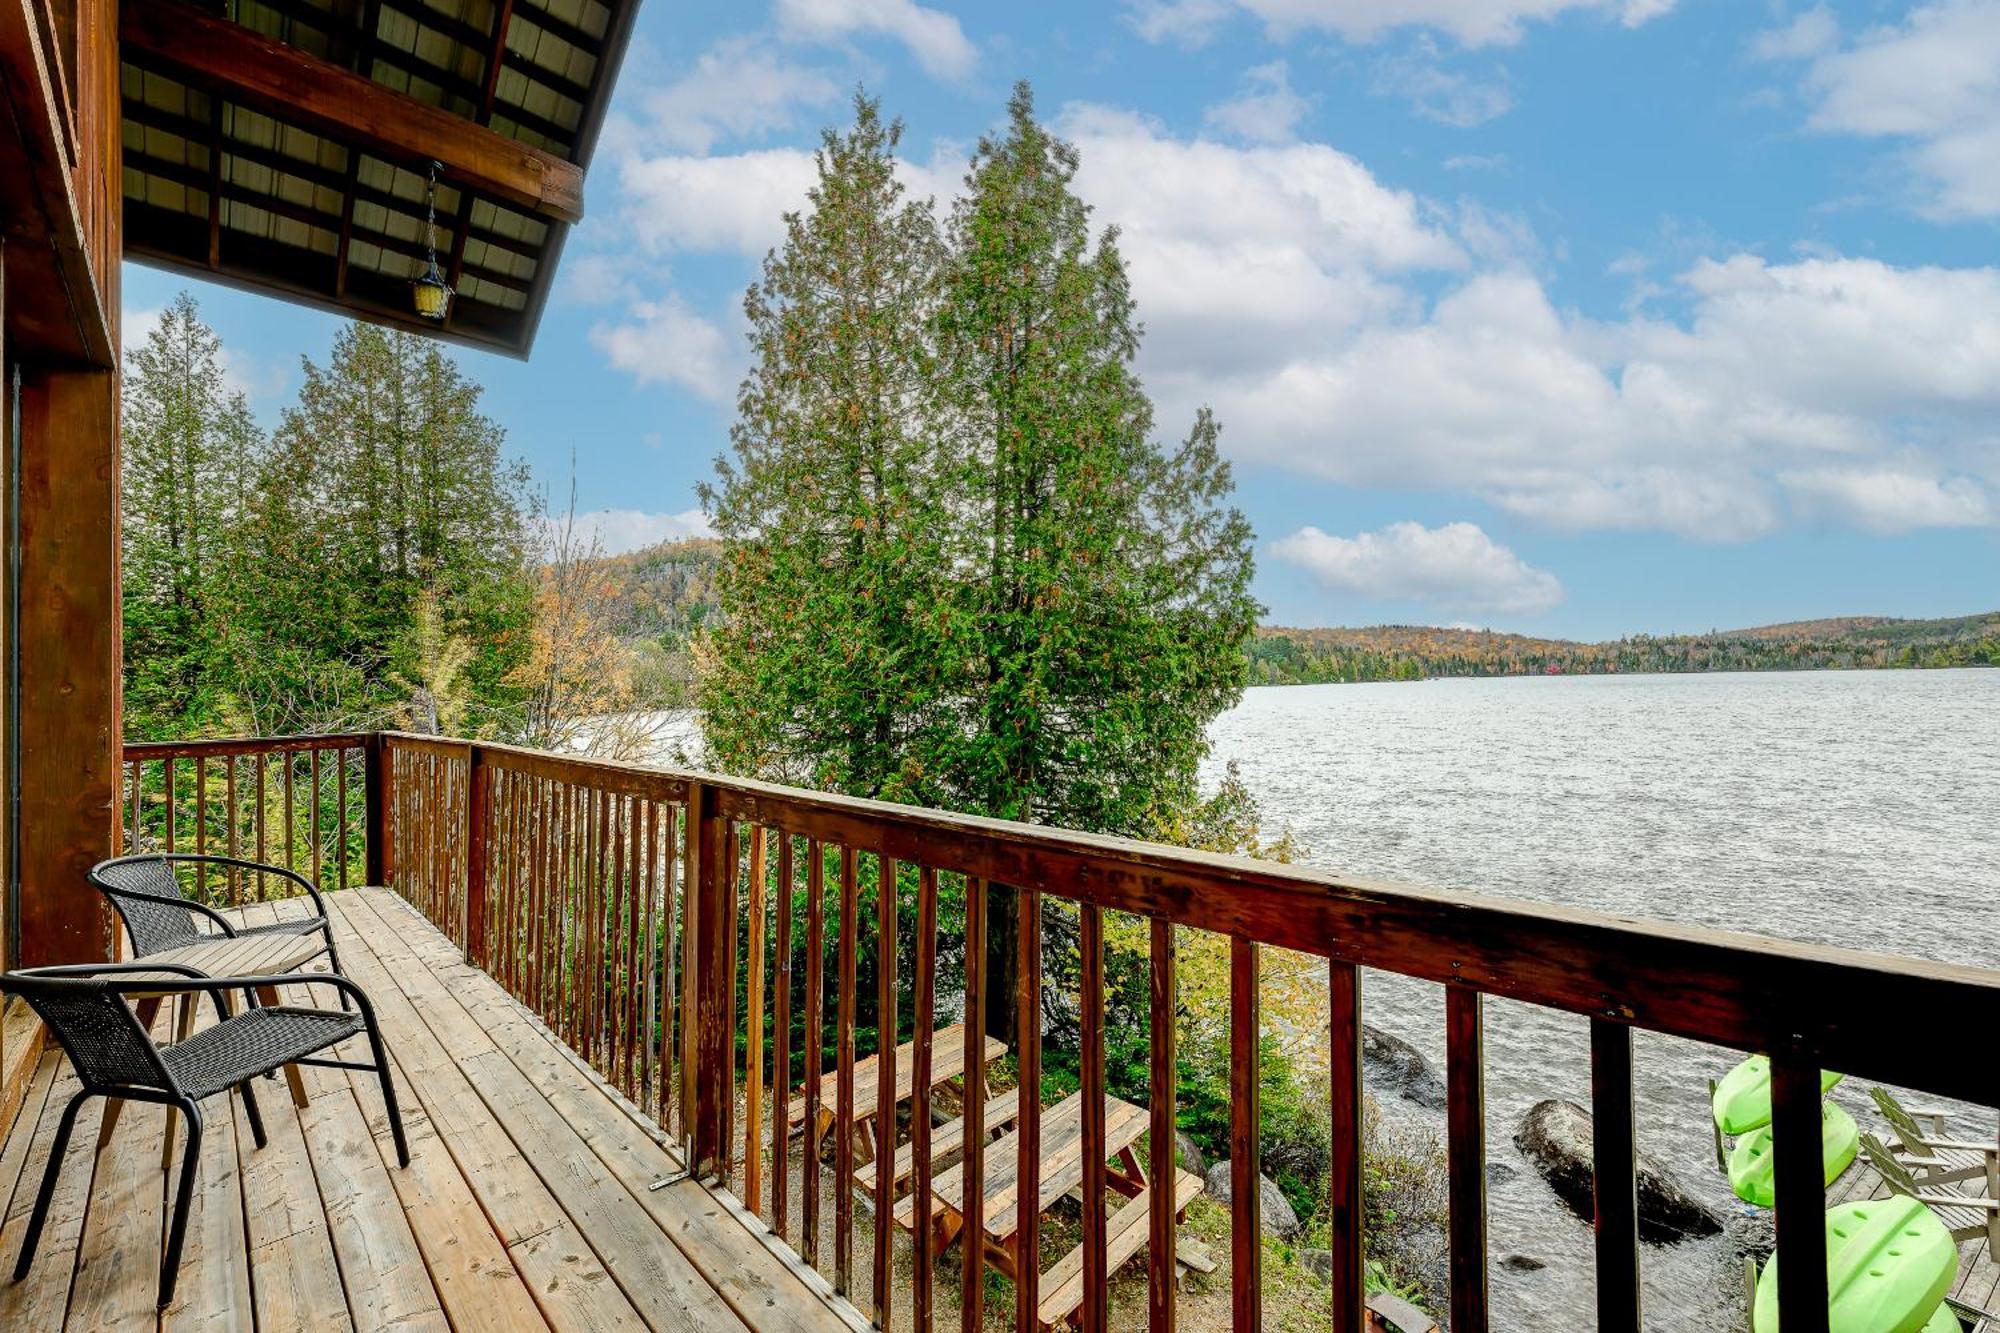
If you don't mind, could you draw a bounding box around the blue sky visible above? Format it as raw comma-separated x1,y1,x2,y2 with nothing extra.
124,0,2000,639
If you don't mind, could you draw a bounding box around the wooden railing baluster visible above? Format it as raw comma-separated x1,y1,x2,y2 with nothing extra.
194,755,207,898
1446,987,1489,1333
1590,1018,1641,1332
802,837,826,1269
1079,902,1107,1333
164,755,177,853
961,876,986,1333
1328,960,1365,1333
1016,884,1043,1333
1772,1057,1832,1333
745,826,767,1217
336,746,348,892
772,833,794,1243
1229,937,1262,1333
1148,916,1177,1333
835,842,858,1298
309,746,321,889
874,853,899,1328
912,865,937,1333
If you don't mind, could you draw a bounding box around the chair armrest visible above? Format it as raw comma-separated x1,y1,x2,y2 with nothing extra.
1921,1138,2000,1156
15,959,207,979
1916,1194,2000,1212
89,969,371,1010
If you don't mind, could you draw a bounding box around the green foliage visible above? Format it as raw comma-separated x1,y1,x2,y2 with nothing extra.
699,85,1260,836
120,296,542,741
120,292,263,738
700,93,959,804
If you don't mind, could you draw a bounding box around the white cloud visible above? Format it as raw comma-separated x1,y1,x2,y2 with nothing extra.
1780,467,1993,534
1204,61,1313,143
1444,152,1509,171
1371,41,1513,126
559,507,714,556
1188,255,2000,540
617,148,819,256
1749,6,1837,62
634,35,841,153
591,98,2000,544
1127,0,1234,45
1271,521,1565,614
1774,0,2000,219
774,0,977,81
589,294,740,403
1130,0,1675,48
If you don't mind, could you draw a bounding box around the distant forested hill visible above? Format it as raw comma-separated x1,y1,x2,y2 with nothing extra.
588,541,1997,690
591,538,723,646
1248,612,2000,685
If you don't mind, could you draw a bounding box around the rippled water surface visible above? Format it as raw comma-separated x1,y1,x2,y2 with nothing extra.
1200,669,2000,1330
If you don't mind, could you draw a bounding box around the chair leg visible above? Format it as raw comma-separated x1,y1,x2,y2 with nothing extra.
323,928,352,1011
362,1019,410,1168
15,1091,89,1282
238,1075,267,1150
158,1101,202,1310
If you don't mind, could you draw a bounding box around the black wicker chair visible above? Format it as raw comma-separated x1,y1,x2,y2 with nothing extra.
1,962,408,1308
89,854,348,1002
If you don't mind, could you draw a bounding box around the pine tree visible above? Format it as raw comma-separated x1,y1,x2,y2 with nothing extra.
121,292,264,737
699,93,958,802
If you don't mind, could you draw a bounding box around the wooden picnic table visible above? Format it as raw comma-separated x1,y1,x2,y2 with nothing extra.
786,1021,1008,1165
895,1089,1153,1282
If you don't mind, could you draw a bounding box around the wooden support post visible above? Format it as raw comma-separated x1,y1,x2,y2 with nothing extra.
1229,938,1262,1333
14,367,120,966
464,745,489,965
1327,961,1365,1333
1772,1059,1831,1333
1591,1019,1641,1332
690,782,731,1180
364,733,391,887
1445,987,1489,1333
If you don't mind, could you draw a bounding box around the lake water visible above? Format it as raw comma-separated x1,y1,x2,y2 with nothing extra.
1200,669,2000,1329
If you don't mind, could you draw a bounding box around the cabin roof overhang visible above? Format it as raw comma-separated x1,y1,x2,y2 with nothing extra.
117,0,639,358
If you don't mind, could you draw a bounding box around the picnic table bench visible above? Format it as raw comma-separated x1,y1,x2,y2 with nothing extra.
894,1088,1203,1328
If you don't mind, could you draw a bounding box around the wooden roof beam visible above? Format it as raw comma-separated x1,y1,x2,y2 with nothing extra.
120,0,584,224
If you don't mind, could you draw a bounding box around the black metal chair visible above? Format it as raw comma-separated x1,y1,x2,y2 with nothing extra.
1,962,409,1308
89,854,349,1004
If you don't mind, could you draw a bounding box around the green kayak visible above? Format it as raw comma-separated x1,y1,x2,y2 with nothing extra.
1920,1302,1964,1332
1752,1196,1959,1333
1729,1101,1860,1207
1714,1054,1844,1135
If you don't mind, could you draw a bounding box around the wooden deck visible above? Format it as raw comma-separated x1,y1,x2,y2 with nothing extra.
0,887,866,1333
1830,1128,2000,1317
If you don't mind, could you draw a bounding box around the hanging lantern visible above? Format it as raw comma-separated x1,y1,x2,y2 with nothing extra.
411,160,454,322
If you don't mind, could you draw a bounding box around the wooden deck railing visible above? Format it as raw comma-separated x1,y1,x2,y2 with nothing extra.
120,734,373,902
144,731,2000,1333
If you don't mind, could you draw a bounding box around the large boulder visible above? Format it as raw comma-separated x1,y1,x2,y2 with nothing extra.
1175,1131,1208,1181
1204,1162,1301,1239
1513,1099,1722,1243
1363,1025,1447,1110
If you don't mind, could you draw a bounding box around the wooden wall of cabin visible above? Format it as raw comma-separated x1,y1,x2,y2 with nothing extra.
0,0,123,1153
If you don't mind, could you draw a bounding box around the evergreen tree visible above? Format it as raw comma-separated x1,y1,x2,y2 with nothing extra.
230,323,537,731
120,292,263,737
699,93,958,802
938,84,1259,1035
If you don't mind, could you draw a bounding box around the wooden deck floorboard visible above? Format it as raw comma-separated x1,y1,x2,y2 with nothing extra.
0,889,865,1333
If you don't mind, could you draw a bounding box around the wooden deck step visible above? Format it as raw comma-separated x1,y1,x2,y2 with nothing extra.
1034,1168,1202,1330
851,1088,1022,1195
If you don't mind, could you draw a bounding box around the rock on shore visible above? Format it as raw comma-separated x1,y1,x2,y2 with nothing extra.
1513,1099,1722,1242
1362,1025,1447,1110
